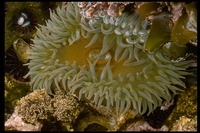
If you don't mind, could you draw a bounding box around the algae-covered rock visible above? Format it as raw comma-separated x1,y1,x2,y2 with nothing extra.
165,84,197,131
51,91,84,131
5,89,85,131
16,89,53,124
5,111,42,131
122,120,169,131
5,88,138,131
4,73,31,119
170,115,197,131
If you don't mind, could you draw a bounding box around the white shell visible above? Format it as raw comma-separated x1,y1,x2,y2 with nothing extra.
17,17,25,25
21,21,30,27
21,12,28,19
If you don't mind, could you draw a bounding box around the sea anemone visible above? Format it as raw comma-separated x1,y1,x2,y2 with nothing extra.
24,2,193,116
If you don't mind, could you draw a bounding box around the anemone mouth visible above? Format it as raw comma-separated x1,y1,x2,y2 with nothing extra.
25,3,193,115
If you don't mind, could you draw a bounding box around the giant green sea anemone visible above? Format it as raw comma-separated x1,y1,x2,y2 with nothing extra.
24,3,193,115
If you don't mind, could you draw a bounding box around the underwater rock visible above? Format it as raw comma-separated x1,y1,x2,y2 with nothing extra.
4,88,137,131
121,120,168,131
5,110,42,131
16,89,53,125
4,89,85,131
4,73,31,119
165,84,197,131
170,115,197,131
51,90,84,131
78,2,134,18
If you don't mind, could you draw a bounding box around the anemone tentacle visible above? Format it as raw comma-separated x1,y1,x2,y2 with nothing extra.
25,2,193,116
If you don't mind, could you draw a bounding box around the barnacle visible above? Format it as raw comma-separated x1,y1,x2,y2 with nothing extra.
24,2,193,116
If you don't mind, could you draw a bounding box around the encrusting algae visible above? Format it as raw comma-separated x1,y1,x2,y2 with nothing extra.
5,89,84,131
